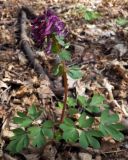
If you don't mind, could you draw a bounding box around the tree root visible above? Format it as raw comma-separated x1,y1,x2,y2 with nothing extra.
18,6,47,77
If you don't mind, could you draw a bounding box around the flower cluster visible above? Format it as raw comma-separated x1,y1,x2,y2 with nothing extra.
31,9,67,53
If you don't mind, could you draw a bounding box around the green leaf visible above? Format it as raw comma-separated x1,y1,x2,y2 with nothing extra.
102,104,110,109
101,110,119,124
87,130,103,137
17,112,27,118
83,117,94,128
105,125,124,141
69,108,78,116
77,4,85,11
42,128,54,139
77,95,87,107
28,127,45,147
57,102,64,109
64,42,70,49
16,134,29,152
68,66,83,79
77,6,100,22
62,127,79,142
28,126,42,136
90,94,105,107
43,120,54,128
99,124,109,136
13,117,24,124
84,10,100,21
13,116,32,127
79,131,89,149
100,109,109,123
64,118,74,126
60,120,75,133
78,113,94,128
86,105,100,113
20,117,32,127
111,123,125,130
79,130,101,149
28,104,36,115
116,18,128,26
59,49,71,61
32,134,45,148
67,97,77,107
60,123,72,131
60,118,78,142
51,36,61,53
7,133,29,153
28,105,41,119
107,114,119,124
52,64,64,76
55,35,65,46
13,128,25,135
99,124,124,142
55,130,62,141
87,135,100,149
7,140,18,154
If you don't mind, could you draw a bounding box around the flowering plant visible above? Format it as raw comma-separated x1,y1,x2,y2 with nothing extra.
7,9,124,154
31,9,67,53
31,9,83,122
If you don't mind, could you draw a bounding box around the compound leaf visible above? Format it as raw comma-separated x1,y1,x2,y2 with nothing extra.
16,134,29,152
7,133,29,153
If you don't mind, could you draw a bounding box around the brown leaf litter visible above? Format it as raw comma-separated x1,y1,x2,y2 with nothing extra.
0,0,128,160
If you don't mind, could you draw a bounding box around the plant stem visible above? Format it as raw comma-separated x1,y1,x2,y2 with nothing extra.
60,62,68,123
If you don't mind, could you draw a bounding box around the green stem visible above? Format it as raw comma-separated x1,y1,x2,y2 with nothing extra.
60,62,68,123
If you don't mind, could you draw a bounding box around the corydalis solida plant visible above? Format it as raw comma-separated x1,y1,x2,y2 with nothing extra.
31,9,67,53
31,9,82,122
7,9,124,154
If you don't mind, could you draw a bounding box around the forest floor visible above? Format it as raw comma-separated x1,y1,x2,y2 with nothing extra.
0,0,128,159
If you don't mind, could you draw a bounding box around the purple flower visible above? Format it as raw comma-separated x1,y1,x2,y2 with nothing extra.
31,9,67,53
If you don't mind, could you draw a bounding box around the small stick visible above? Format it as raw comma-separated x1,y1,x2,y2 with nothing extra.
60,62,68,123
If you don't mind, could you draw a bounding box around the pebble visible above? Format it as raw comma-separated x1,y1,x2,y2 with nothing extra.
78,152,92,160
